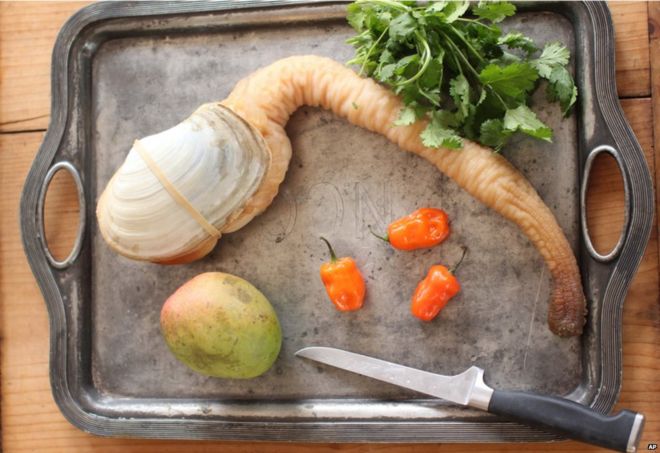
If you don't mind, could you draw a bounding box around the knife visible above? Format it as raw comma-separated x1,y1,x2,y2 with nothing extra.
295,346,645,453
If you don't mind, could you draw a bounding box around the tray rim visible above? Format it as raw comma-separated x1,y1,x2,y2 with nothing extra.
19,0,655,442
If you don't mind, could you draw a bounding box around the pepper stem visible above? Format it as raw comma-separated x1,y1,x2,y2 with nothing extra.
449,247,468,274
368,225,389,243
320,236,338,262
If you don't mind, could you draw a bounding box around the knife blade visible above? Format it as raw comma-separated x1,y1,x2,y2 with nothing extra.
295,346,645,453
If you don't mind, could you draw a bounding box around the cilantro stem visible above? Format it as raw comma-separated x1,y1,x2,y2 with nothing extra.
455,17,498,32
488,87,511,110
358,26,389,76
441,31,510,111
415,80,441,107
441,32,480,80
446,27,486,66
397,32,432,86
445,42,464,77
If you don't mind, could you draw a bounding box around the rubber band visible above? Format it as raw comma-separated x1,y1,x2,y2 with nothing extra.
133,139,221,238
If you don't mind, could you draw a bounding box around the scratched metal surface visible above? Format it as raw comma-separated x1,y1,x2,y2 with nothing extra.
89,7,580,403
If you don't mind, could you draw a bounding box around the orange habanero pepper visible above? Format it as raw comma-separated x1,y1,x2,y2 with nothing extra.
319,237,366,311
371,208,450,251
411,248,466,321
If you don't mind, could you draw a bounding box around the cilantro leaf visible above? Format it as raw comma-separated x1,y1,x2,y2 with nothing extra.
472,1,516,23
396,83,425,106
376,63,396,81
546,66,577,116
425,1,448,14
389,12,417,42
461,23,502,63
421,124,463,149
365,9,392,32
479,62,539,102
449,74,471,119
465,89,504,139
503,105,552,142
433,109,461,128
479,119,512,151
395,54,421,79
441,0,470,23
418,51,444,92
533,42,570,78
379,49,394,64
421,111,463,149
394,104,424,126
498,32,537,55
346,3,368,30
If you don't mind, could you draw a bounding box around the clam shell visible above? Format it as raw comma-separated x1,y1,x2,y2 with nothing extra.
97,103,270,263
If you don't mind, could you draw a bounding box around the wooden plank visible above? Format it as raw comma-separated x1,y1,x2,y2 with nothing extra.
0,2,91,132
609,2,652,97
0,1,650,133
650,0,660,291
2,99,657,452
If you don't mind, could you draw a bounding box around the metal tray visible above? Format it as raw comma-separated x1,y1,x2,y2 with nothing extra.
20,0,654,443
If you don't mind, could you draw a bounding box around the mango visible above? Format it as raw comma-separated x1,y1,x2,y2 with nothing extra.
160,272,282,379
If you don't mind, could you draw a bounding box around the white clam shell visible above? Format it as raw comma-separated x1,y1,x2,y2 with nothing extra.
97,103,270,262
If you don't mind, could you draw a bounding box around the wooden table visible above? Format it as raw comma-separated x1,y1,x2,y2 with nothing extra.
1,2,658,452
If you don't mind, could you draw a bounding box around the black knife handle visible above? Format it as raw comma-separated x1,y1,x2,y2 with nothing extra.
488,390,644,452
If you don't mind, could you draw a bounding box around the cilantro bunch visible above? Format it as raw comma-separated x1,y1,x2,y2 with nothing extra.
346,0,578,151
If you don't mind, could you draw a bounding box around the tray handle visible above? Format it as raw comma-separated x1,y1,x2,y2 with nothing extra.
580,145,630,263
36,161,86,269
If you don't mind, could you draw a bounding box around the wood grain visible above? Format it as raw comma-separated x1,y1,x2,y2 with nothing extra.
0,2,92,132
650,0,660,285
609,2,651,97
1,1,658,453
